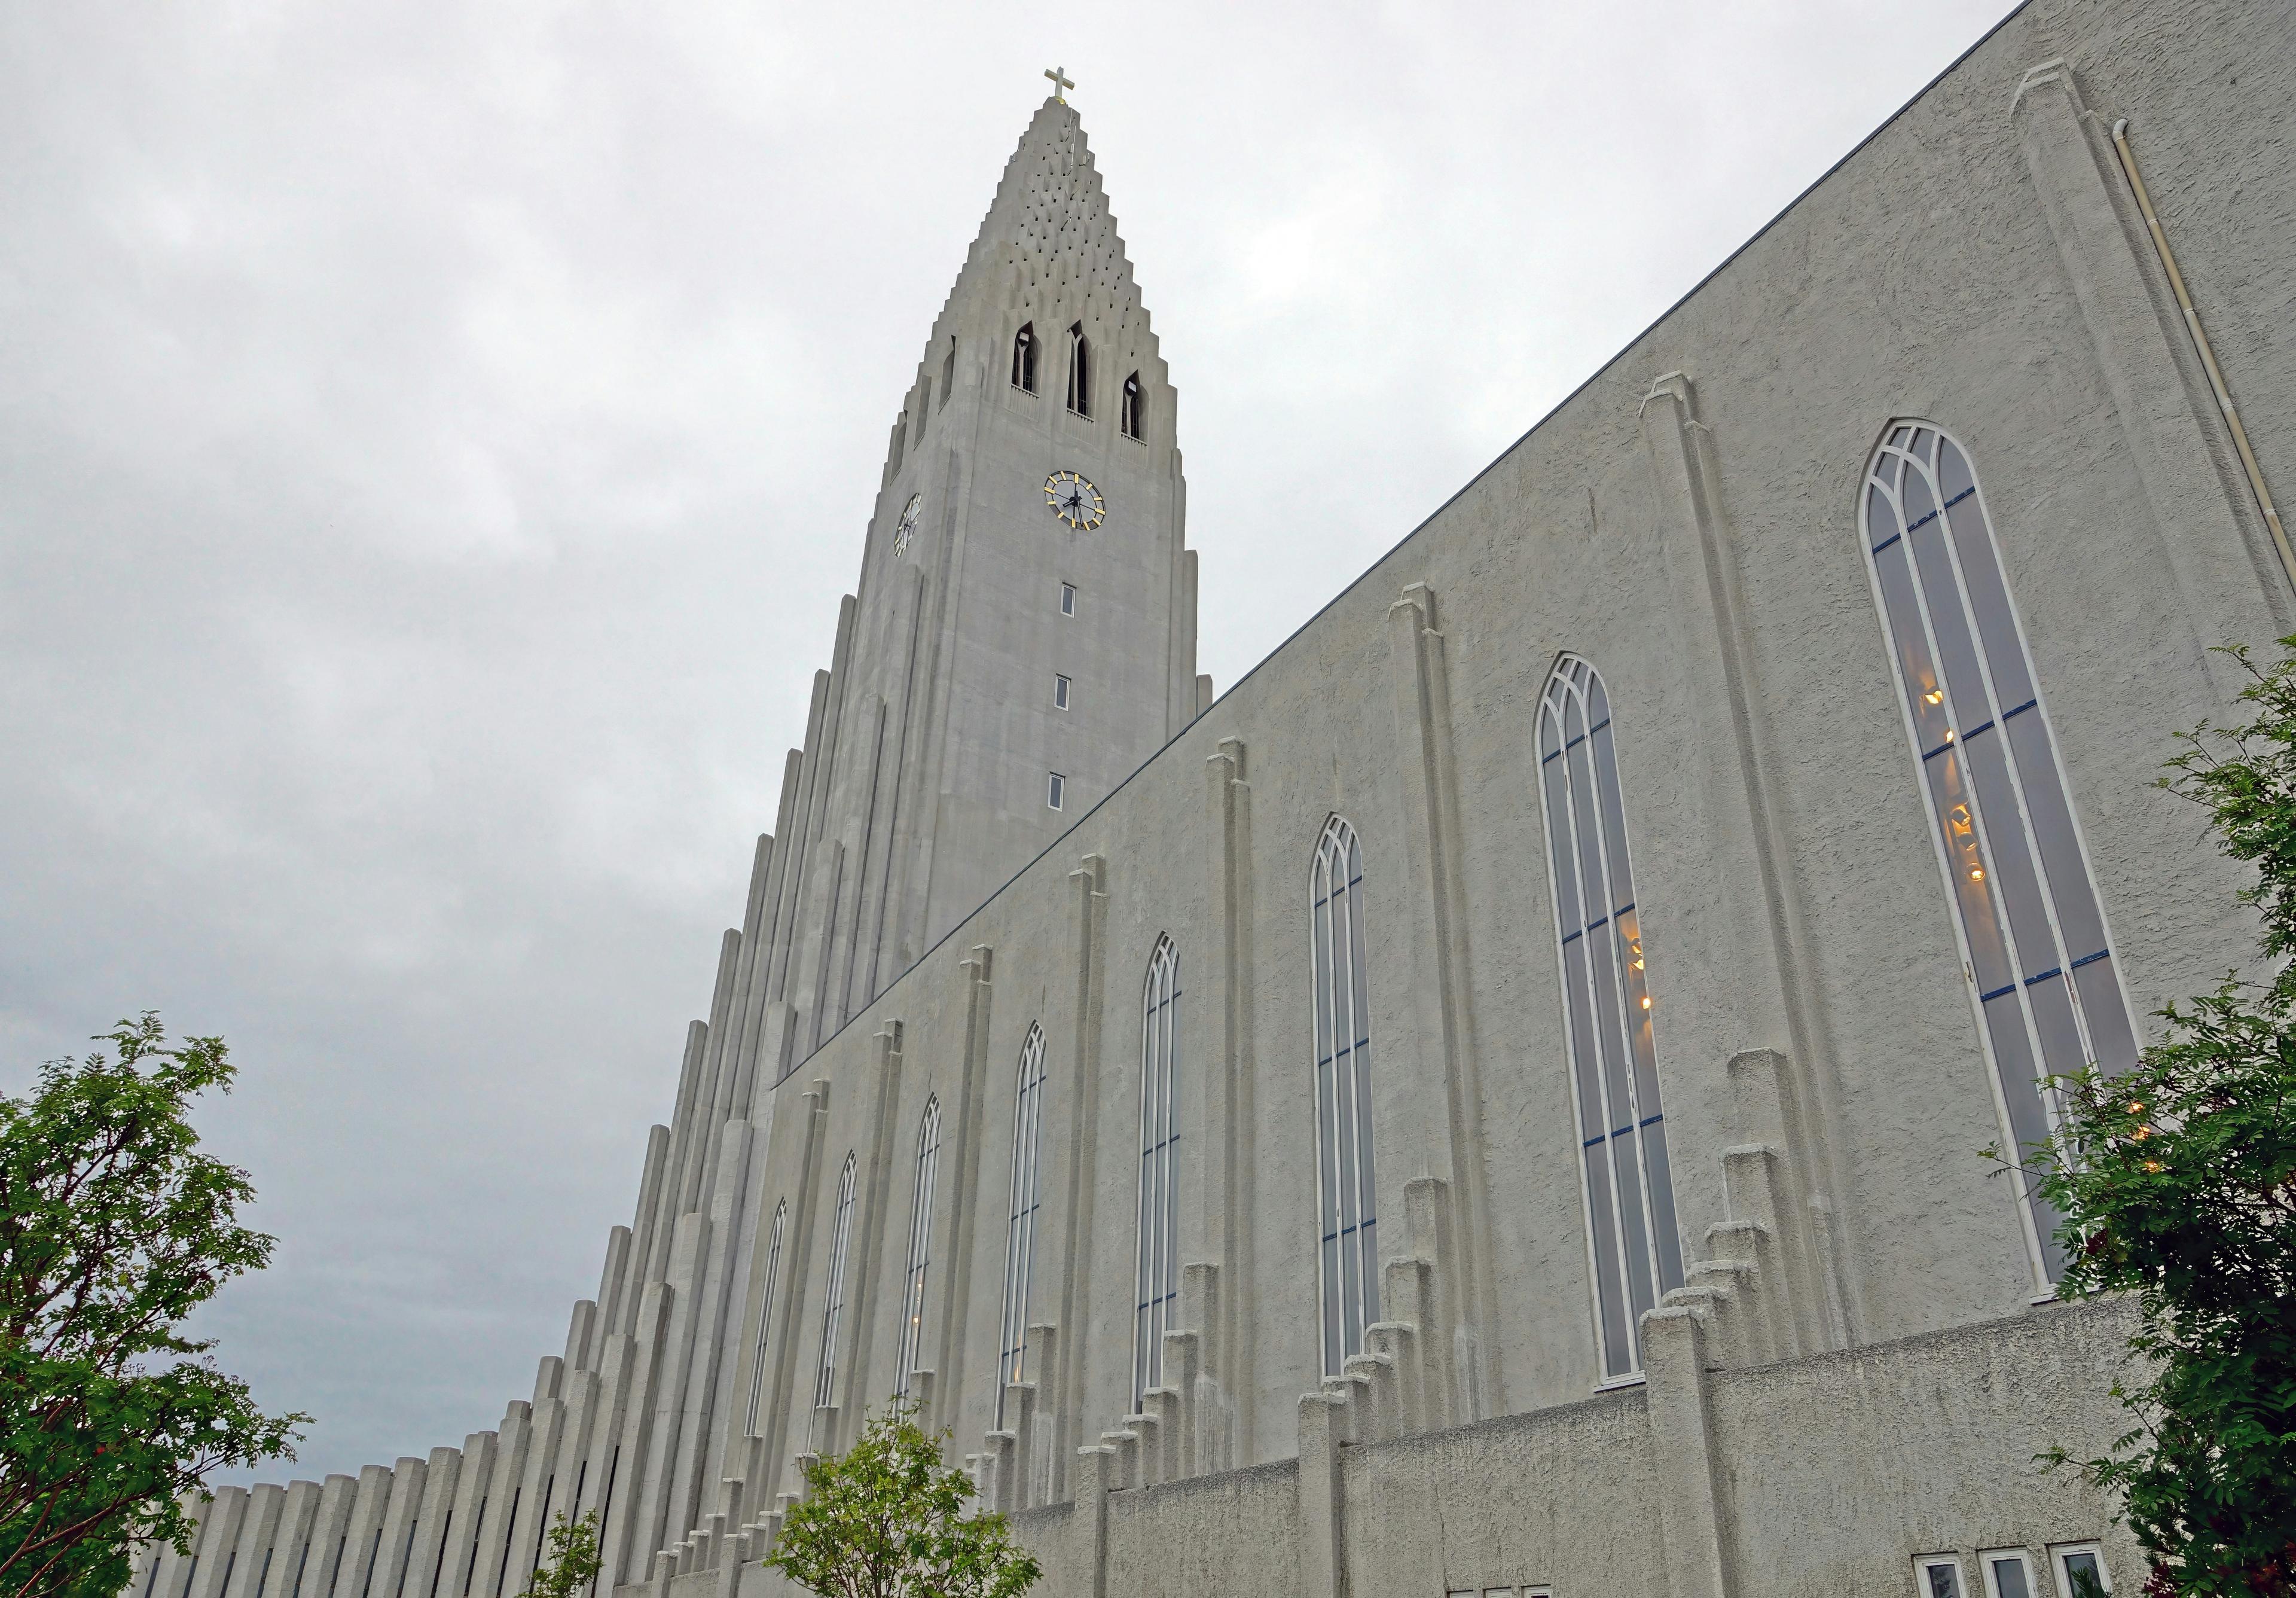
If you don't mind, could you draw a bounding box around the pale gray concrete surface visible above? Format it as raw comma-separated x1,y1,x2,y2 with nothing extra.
135,0,2296,1593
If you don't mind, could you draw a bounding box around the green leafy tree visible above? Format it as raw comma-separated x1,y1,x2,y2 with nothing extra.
766,1402,1039,1598
515,1510,600,1598
2026,641,2296,1597
0,1015,307,1598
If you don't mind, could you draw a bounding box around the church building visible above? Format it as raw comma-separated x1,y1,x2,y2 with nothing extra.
133,0,2296,1593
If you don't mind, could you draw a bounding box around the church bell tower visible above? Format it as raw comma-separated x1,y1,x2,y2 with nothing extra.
748,89,1201,1081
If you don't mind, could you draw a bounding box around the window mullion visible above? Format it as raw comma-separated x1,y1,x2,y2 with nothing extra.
1889,459,2059,1123
1558,683,1637,1370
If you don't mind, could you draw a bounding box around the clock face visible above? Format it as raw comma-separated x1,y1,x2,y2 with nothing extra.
892,493,922,559
1045,470,1105,530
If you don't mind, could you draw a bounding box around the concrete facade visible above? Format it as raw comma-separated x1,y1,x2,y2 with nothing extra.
137,1,2296,1594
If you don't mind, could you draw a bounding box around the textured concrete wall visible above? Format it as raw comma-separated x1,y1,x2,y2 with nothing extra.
145,2,2296,1596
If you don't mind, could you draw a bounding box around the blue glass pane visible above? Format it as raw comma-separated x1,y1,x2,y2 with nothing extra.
2072,954,2139,1074
1873,535,1953,751
1543,754,1583,930
1923,748,2014,993
1641,1117,1684,1295
2003,710,2106,957
1963,725,2060,981
1937,441,2035,708
1583,1141,1630,1376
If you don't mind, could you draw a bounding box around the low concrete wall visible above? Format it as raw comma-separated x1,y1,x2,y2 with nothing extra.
709,1300,2144,1598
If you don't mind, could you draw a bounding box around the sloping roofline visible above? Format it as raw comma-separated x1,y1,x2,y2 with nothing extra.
783,0,2035,1082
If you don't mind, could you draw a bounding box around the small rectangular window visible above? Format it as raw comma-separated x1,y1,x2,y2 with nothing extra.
1054,674,1070,709
1046,773,1065,810
2051,1546,2111,1596
1916,1557,1967,1598
1060,583,1076,616
1980,1551,2034,1598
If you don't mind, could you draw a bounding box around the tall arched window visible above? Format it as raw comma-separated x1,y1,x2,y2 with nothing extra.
744,1200,787,1435
1011,324,1036,393
1311,816,1381,1377
1120,372,1143,441
996,1025,1049,1428
1861,423,2139,1282
1537,654,1685,1381
894,1100,939,1399
811,1152,858,1438
1133,937,1181,1405
1066,323,1091,417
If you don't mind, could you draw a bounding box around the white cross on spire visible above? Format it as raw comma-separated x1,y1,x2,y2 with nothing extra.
1043,65,1074,103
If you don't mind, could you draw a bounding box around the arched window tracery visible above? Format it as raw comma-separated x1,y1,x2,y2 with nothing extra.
1133,936,1181,1406
1861,422,2139,1283
894,1099,940,1399
1120,371,1143,441
744,1200,786,1436
811,1152,858,1440
1311,815,1381,1377
996,1025,1049,1428
1537,654,1685,1380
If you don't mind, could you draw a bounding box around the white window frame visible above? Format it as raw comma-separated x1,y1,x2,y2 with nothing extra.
893,1100,940,1399
1054,674,1070,710
1133,935,1181,1405
1979,1549,2037,1598
2050,1544,2111,1596
996,1024,1049,1428
1535,652,1686,1382
1047,772,1065,811
1915,1554,1968,1598
1309,815,1380,1377
1858,422,2140,1288
1060,582,1076,616
744,1200,787,1435
811,1152,858,1443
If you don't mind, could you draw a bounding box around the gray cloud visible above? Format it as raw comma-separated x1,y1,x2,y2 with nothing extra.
0,0,2011,1482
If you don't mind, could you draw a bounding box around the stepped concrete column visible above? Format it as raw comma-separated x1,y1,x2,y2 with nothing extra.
1643,1306,1733,1598
365,1460,428,1598
1050,858,1107,1501
218,1483,282,1598
1384,584,1501,1419
1201,742,1256,1455
1639,373,1858,1349
400,1448,461,1598
182,1486,247,1598
429,1437,493,1598
1297,1392,1347,1598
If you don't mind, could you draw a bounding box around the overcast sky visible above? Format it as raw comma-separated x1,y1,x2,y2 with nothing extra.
0,0,2014,1484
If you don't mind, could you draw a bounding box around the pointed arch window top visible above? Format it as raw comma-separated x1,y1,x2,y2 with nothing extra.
1121,371,1143,441
894,1098,941,1400
1012,323,1037,394
1310,815,1379,1377
1535,653,1683,1380
1134,935,1181,1405
1859,421,2138,1286
997,1024,1050,1429
1066,322,1091,417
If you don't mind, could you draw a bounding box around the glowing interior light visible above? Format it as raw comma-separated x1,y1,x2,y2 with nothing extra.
1639,995,1653,1010
1969,867,1985,881
1924,689,1944,705
1943,728,1955,742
